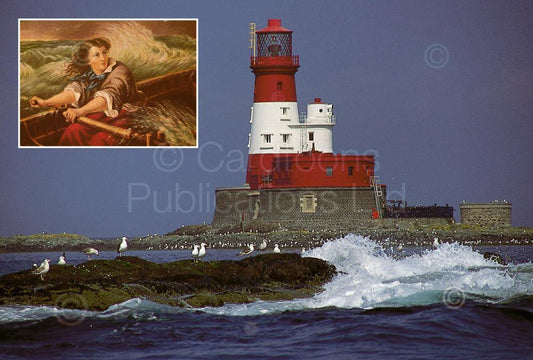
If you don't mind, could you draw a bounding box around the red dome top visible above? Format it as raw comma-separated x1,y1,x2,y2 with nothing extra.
256,19,293,33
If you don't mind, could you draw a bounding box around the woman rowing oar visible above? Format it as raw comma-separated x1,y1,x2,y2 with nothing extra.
30,37,141,146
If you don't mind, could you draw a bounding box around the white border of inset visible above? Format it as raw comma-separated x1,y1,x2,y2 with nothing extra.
18,18,199,149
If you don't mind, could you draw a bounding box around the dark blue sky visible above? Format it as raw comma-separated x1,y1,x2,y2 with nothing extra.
2,0,532,237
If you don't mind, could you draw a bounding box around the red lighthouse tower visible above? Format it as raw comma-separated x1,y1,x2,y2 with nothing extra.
250,19,299,103
246,19,377,193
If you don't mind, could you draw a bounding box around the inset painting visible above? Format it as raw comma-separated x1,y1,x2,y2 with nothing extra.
19,19,197,147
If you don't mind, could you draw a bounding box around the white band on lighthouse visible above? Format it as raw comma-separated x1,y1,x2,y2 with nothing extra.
248,101,299,154
248,100,335,155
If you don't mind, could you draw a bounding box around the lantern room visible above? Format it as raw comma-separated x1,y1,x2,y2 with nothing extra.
256,19,293,58
250,19,299,69
250,19,299,103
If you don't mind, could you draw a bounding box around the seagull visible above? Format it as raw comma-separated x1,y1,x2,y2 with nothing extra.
433,237,440,248
32,259,50,280
301,247,306,254
192,244,199,263
258,240,267,251
198,243,207,261
238,244,254,256
117,237,128,257
81,247,99,260
273,244,281,254
57,252,67,265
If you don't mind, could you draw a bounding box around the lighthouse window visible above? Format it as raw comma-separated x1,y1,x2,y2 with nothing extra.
326,167,333,176
308,132,314,141
281,107,289,115
348,166,354,176
263,134,272,144
277,82,283,90
282,134,291,143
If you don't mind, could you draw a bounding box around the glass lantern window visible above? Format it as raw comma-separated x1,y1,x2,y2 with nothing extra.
257,33,292,57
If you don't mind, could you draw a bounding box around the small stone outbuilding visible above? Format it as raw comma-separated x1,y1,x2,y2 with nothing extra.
460,201,512,227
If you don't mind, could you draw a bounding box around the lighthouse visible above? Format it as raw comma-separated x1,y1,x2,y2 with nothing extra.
212,19,386,228
246,19,374,191
247,18,302,189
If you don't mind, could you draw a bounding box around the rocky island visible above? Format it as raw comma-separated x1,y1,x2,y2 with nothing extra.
0,222,531,253
0,253,336,310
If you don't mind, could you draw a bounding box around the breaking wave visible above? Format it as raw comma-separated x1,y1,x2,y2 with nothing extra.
204,234,532,315
1,235,531,323
129,100,196,146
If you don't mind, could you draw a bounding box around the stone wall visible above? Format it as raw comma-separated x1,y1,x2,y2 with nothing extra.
212,187,257,225
258,187,376,228
460,202,512,227
212,186,381,230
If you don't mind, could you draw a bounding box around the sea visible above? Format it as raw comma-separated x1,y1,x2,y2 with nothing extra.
0,235,531,359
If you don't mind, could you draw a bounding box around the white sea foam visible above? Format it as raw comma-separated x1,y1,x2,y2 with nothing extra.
0,298,188,324
301,235,526,309
204,234,532,316
0,305,95,324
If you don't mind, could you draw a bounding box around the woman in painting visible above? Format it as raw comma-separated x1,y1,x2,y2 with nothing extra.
30,37,140,146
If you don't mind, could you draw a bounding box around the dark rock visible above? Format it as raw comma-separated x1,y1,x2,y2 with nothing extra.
483,251,506,265
0,254,335,310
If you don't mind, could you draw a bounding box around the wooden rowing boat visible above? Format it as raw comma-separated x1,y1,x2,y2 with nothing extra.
20,68,196,146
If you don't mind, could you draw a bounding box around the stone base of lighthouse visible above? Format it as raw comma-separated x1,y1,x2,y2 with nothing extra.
211,186,382,230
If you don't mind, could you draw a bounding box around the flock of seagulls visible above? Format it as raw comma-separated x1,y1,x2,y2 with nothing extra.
29,236,309,280
191,239,284,261
236,241,281,257
29,234,323,282
31,237,129,281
